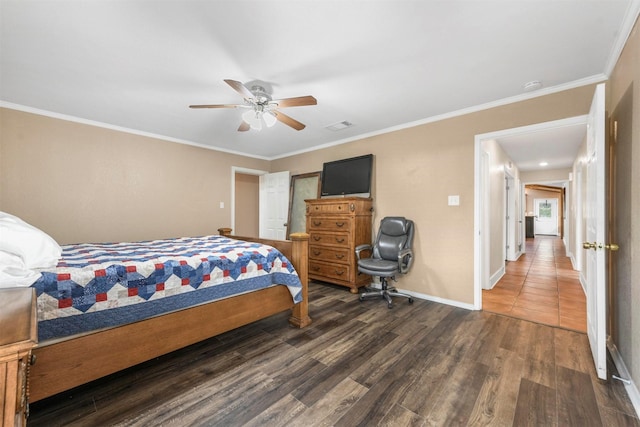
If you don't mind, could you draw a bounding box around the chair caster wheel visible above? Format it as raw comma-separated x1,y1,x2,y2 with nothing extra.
387,303,393,309
409,298,414,304
359,296,364,302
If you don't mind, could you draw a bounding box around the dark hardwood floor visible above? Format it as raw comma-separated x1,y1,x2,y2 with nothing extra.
29,281,638,426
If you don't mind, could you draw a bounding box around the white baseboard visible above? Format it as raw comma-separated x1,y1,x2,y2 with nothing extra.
362,281,475,311
400,289,475,311
579,271,587,294
607,337,640,418
486,266,505,290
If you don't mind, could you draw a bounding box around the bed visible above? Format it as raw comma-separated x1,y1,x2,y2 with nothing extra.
27,228,310,402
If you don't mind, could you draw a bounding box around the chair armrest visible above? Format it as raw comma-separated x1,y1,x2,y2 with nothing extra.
355,244,372,260
397,248,414,274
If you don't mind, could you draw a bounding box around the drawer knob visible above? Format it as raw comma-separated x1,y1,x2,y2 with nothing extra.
335,270,344,276
313,221,322,226
335,222,345,227
313,236,322,241
335,254,344,259
335,238,345,243
313,250,322,256
312,266,320,272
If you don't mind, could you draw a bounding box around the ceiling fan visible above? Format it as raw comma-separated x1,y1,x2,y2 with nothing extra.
189,79,317,132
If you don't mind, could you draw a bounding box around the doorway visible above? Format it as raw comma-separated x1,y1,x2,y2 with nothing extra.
231,167,267,236
230,167,290,239
474,116,588,331
533,198,559,235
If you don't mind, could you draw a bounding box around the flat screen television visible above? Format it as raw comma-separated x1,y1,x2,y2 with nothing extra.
321,154,373,197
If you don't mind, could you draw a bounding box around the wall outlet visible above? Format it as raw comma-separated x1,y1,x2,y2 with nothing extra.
219,201,224,209
448,195,460,206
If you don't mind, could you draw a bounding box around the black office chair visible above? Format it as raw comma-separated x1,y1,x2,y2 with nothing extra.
355,216,415,308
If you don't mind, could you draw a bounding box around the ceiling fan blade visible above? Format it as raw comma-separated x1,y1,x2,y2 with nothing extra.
224,79,254,100
273,95,317,108
189,104,243,109
238,121,250,132
274,110,305,131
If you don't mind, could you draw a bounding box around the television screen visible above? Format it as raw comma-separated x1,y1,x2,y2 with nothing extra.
321,154,373,197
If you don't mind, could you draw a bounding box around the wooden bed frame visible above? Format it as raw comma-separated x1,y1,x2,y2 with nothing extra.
29,231,311,402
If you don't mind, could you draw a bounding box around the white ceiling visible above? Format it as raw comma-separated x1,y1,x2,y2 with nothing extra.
495,122,588,172
1,1,638,168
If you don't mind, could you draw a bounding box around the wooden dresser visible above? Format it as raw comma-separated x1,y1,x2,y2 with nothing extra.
0,288,37,427
305,197,373,293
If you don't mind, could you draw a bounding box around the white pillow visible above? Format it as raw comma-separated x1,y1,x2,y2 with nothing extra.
0,251,42,288
0,211,62,269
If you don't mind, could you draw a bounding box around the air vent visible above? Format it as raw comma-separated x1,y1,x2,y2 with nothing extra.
325,121,353,131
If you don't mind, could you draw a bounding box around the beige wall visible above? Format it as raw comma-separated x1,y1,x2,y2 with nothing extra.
272,85,597,304
607,15,640,395
0,108,270,244
234,173,259,236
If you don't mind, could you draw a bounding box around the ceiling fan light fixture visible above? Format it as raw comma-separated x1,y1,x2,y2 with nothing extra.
242,109,262,130
263,111,277,128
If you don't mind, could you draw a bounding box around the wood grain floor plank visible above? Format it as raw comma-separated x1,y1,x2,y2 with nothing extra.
293,329,399,407
289,377,368,427
243,394,308,427
467,347,524,426
513,378,557,426
463,313,514,366
400,310,488,417
424,357,490,426
554,328,595,374
556,365,603,426
378,403,424,426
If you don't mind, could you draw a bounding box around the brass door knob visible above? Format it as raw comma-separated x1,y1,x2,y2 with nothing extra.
605,243,619,251
583,242,597,250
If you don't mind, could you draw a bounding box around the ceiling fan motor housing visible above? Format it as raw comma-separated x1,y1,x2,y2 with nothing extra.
249,85,272,104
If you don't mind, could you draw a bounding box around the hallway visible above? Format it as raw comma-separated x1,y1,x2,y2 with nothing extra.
482,236,587,332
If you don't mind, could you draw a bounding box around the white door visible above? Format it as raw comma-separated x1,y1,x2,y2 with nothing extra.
259,171,290,239
584,83,607,380
533,198,558,235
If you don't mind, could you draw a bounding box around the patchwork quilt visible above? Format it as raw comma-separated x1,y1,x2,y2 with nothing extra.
31,235,302,341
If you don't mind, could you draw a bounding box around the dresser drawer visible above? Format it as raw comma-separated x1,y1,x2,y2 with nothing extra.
308,216,351,232
309,245,351,264
309,261,351,282
309,231,350,246
308,201,353,214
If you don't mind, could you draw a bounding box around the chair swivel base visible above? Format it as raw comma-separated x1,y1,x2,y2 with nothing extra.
359,283,414,309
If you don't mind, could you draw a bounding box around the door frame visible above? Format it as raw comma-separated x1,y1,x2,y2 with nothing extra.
474,115,587,309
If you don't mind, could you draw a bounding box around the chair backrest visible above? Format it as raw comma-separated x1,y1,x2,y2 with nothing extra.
372,217,414,262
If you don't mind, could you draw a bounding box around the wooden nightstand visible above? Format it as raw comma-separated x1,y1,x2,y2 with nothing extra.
0,288,37,427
